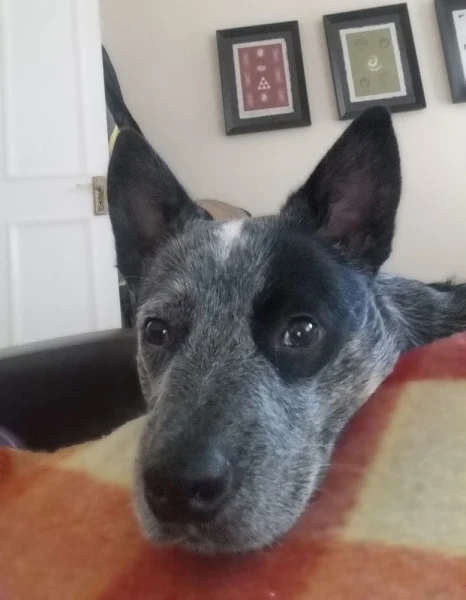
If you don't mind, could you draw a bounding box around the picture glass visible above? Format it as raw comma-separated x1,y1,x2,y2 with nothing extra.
453,9,466,82
232,38,294,119
340,23,406,102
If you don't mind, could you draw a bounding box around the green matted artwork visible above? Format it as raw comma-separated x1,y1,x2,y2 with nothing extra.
341,24,404,101
324,4,426,119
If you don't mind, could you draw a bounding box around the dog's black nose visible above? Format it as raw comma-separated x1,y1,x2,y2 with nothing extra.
143,446,233,524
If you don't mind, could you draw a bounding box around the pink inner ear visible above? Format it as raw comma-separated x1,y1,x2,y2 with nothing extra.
324,180,373,243
132,194,166,247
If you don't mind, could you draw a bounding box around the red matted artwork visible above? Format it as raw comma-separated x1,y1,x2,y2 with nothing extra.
233,39,293,119
217,22,311,135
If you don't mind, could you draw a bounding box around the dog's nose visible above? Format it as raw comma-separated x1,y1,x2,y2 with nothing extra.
143,447,233,524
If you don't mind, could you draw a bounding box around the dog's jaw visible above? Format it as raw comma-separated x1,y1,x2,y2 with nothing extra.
132,433,327,555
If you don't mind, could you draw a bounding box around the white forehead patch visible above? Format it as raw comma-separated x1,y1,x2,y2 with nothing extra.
217,220,244,260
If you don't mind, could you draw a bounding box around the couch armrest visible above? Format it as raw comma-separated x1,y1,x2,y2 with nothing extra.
0,330,144,451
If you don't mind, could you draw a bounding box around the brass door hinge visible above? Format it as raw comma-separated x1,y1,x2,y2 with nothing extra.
93,176,108,215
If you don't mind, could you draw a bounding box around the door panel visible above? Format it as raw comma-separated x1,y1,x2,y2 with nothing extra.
0,0,121,348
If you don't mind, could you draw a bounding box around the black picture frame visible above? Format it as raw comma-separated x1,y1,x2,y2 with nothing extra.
216,21,311,135
323,4,426,120
435,0,466,102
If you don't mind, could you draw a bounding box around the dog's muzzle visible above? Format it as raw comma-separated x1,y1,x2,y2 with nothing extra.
142,441,236,525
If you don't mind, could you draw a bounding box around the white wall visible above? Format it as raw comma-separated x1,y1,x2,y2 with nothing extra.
100,0,466,282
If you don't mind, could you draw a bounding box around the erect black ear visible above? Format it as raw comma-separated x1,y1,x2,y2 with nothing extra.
107,129,210,293
282,106,401,272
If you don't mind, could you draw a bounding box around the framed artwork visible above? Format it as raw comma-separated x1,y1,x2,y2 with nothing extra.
323,4,426,120
216,21,311,135
436,0,466,102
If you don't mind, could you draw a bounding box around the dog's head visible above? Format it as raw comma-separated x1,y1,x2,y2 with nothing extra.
107,107,402,554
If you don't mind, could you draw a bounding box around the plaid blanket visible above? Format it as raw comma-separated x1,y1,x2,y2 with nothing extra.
1,332,466,599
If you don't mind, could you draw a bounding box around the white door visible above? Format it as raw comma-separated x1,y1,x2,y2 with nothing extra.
0,0,121,349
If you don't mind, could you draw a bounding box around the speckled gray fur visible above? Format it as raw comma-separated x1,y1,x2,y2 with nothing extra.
107,107,466,555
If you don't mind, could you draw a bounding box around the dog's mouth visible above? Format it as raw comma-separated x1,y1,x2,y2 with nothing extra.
138,511,247,555
136,490,258,555
157,523,227,554
139,495,304,556
132,431,332,555
133,469,276,554
133,460,326,556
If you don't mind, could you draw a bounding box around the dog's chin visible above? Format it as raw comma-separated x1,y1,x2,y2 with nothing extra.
132,466,322,556
132,491,280,555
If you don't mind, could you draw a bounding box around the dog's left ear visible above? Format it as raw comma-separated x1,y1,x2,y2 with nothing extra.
282,106,401,271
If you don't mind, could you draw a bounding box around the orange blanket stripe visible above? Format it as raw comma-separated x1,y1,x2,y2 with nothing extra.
1,333,466,599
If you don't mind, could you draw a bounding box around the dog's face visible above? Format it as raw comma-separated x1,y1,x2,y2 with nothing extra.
107,107,402,554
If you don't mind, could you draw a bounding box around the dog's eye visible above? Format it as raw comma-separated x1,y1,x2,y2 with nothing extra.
144,318,170,346
282,317,318,348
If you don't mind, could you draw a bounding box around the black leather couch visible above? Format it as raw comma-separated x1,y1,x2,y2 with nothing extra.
0,330,145,451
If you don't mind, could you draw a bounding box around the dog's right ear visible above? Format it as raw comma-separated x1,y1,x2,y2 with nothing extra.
107,130,210,292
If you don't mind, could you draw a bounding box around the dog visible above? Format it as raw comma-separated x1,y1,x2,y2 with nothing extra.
107,107,466,555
